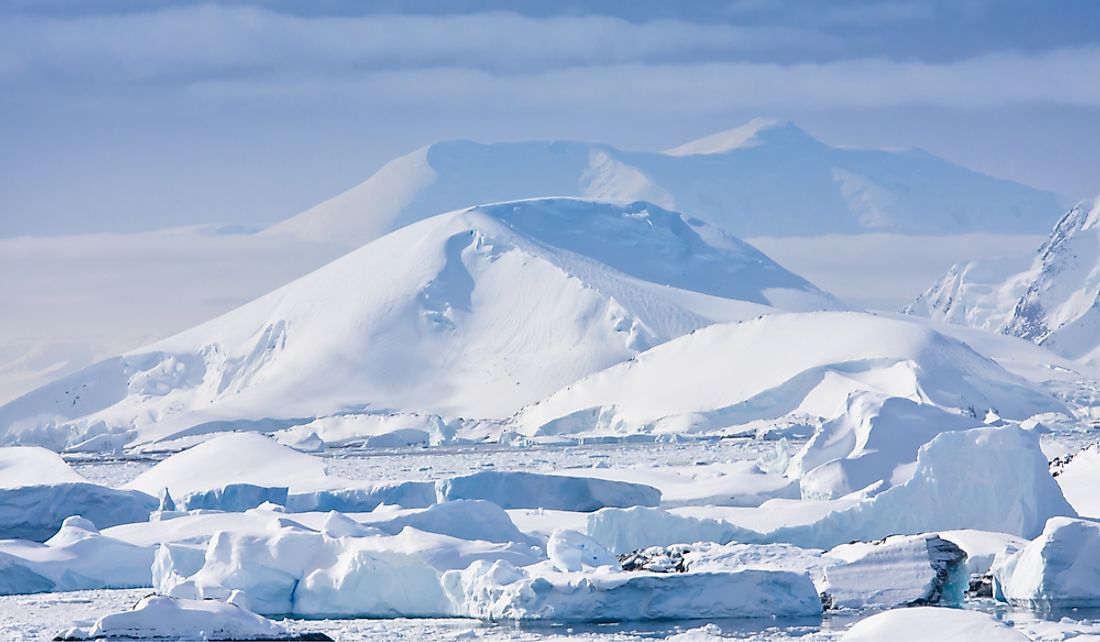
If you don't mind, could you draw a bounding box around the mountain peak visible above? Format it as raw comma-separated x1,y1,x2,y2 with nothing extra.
662,118,816,156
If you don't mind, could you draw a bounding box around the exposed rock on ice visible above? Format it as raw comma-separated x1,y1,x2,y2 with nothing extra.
993,516,1100,608
840,606,1029,641
1052,444,1100,518
0,516,154,595
436,470,661,511
53,594,331,641
909,195,1100,366
441,559,823,621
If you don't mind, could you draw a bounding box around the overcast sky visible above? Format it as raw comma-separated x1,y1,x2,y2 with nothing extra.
2,0,1099,236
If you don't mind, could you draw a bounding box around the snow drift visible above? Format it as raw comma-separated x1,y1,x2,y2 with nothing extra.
517,311,1064,437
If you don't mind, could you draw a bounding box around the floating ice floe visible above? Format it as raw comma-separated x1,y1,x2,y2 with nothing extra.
0,482,157,542
840,606,1028,641
993,516,1100,608
436,469,661,511
590,426,1075,551
821,534,967,609
53,594,331,641
441,559,823,621
0,516,154,595
156,508,543,617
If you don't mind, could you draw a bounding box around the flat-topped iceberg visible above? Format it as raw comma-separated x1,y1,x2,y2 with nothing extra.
442,559,823,621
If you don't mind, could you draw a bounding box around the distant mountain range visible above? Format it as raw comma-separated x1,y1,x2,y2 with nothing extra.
0,198,837,449
268,118,1063,244
908,196,1100,365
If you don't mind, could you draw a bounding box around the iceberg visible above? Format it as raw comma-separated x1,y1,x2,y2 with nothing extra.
993,516,1100,608
442,559,822,621
53,594,331,641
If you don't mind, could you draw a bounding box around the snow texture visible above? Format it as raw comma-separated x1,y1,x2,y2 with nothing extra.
0,198,834,450
993,516,1100,609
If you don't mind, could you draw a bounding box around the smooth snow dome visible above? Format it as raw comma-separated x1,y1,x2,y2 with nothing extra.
0,447,85,487
0,198,835,449
267,120,1061,245
517,311,1063,436
125,433,327,498
841,607,1028,641
910,195,1100,365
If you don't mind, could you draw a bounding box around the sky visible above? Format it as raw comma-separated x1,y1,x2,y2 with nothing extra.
2,0,1100,236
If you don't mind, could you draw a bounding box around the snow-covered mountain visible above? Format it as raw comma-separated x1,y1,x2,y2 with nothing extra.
515,311,1065,438
908,196,1100,364
267,118,1062,245
0,198,837,449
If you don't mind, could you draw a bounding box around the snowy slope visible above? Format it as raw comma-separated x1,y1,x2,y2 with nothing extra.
0,199,835,449
909,196,1100,364
267,118,1061,245
515,311,1065,437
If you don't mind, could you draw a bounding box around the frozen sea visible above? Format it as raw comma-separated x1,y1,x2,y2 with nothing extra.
7,433,1099,641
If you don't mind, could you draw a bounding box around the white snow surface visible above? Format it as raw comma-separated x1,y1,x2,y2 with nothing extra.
0,516,153,595
268,120,1061,245
910,195,1100,366
517,311,1064,437
840,606,1029,641
56,594,298,641
441,559,823,621
0,198,835,450
1055,445,1100,518
589,426,1075,551
994,516,1100,609
125,432,328,498
0,446,85,488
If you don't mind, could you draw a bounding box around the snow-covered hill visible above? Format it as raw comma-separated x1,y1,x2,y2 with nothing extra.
0,199,836,449
267,118,1061,245
514,311,1066,437
908,196,1100,364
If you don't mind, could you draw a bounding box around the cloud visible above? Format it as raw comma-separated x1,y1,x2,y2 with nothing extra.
168,46,1100,112
0,5,839,81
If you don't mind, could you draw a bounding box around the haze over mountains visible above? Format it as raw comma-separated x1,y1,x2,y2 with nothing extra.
0,119,1069,406
269,118,1063,244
